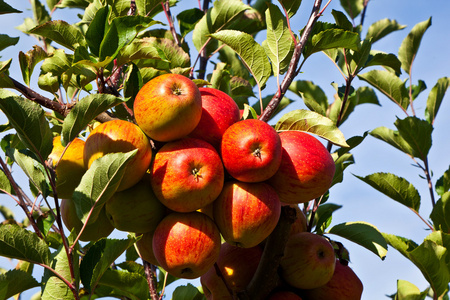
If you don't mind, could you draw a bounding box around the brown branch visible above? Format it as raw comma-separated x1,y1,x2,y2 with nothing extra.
161,0,181,46
144,260,159,300
259,0,324,123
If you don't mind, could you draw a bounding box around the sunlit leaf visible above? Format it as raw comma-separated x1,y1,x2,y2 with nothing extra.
275,109,349,147
425,77,450,124
0,34,19,52
288,80,328,116
96,269,148,300
29,20,87,50
394,116,433,159
0,269,40,299
18,46,48,86
172,283,204,300
278,0,302,18
396,279,429,300
85,4,110,57
303,28,360,59
177,8,203,38
339,0,364,19
365,51,402,75
366,18,406,43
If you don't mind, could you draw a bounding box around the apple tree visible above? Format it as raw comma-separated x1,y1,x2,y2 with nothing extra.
0,0,449,299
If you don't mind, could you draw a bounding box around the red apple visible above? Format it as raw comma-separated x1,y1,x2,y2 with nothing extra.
150,137,224,212
105,178,166,233
61,198,114,242
152,211,221,279
189,87,241,150
133,73,202,142
221,119,282,182
213,181,281,248
267,291,303,300
303,260,363,300
268,131,335,204
83,119,152,192
201,242,263,299
48,136,86,199
289,205,308,236
280,232,336,290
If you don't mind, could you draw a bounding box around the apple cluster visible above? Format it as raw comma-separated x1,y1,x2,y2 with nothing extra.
49,74,362,299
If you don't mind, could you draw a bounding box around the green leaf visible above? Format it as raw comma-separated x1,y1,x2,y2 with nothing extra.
314,203,342,235
97,268,149,300
263,3,295,75
358,69,409,110
18,46,48,86
0,0,22,14
61,94,126,146
394,116,433,159
288,80,328,116
425,77,450,124
327,221,388,259
0,269,40,299
382,233,419,258
29,20,86,51
0,59,14,88
210,62,231,95
135,0,176,18
332,152,354,187
210,30,272,90
252,95,292,119
303,28,360,59
80,237,137,293
72,150,137,224
99,16,160,61
355,172,421,212
430,192,450,232
396,280,429,300
398,18,432,75
0,90,53,159
177,8,204,38
365,51,402,75
275,109,349,147
332,9,353,32
279,0,302,18
0,168,14,195
436,167,450,197
172,283,205,300
370,126,415,157
85,5,110,57
31,0,50,26
0,224,50,265
0,34,19,52
339,0,364,19
366,18,406,44
41,245,78,300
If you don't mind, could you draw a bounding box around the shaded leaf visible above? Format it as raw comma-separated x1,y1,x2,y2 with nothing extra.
18,46,49,86
0,1,22,14
288,80,328,116
366,18,406,43
80,237,137,293
172,283,205,300
0,90,53,159
279,0,302,18
0,34,19,52
370,126,414,157
331,152,354,187
0,169,14,195
365,51,402,75
275,109,349,147
436,166,450,197
177,8,204,38
355,172,421,212
61,94,126,146
0,269,40,299
97,268,148,300
0,224,50,265
339,0,364,19
303,28,360,59
85,4,110,57
399,18,432,75
135,0,176,18
29,20,86,51
425,77,450,124
430,192,450,232
314,203,342,235
210,62,231,95
210,29,272,90
394,116,433,159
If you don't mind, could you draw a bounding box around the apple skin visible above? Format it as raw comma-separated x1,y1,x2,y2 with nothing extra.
221,119,282,182
105,179,166,233
267,291,303,300
152,211,221,279
60,198,114,242
213,181,281,248
302,260,363,300
289,205,308,236
279,232,336,290
133,73,202,142
83,119,152,192
150,137,224,213
48,136,86,199
189,87,241,150
268,131,335,204
135,231,159,266
200,242,263,299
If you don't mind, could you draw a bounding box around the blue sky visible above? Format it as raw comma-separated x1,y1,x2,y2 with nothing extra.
1,0,450,299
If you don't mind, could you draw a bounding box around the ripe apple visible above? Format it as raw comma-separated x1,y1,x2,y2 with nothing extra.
83,119,152,192
48,136,86,199
152,211,221,279
267,291,303,300
268,131,335,204
221,119,282,182
201,242,263,299
189,87,241,150
60,198,114,242
289,205,308,236
279,232,336,290
105,178,166,233
133,73,202,142
150,137,224,213
213,181,281,248
135,230,159,266
303,260,363,300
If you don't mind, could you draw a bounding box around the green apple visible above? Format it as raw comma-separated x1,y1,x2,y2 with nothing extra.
135,231,159,266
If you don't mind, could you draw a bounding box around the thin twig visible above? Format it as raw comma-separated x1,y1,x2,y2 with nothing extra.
161,0,181,46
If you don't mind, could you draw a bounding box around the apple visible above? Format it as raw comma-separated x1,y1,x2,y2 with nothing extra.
213,181,281,248
189,87,241,150
279,232,336,289
105,178,166,233
135,231,159,266
60,198,114,242
221,119,282,182
267,291,303,300
289,205,308,236
150,137,224,213
201,242,263,299
152,211,221,279
303,260,363,300
268,131,335,204
133,73,202,142
48,136,86,199
83,119,152,192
